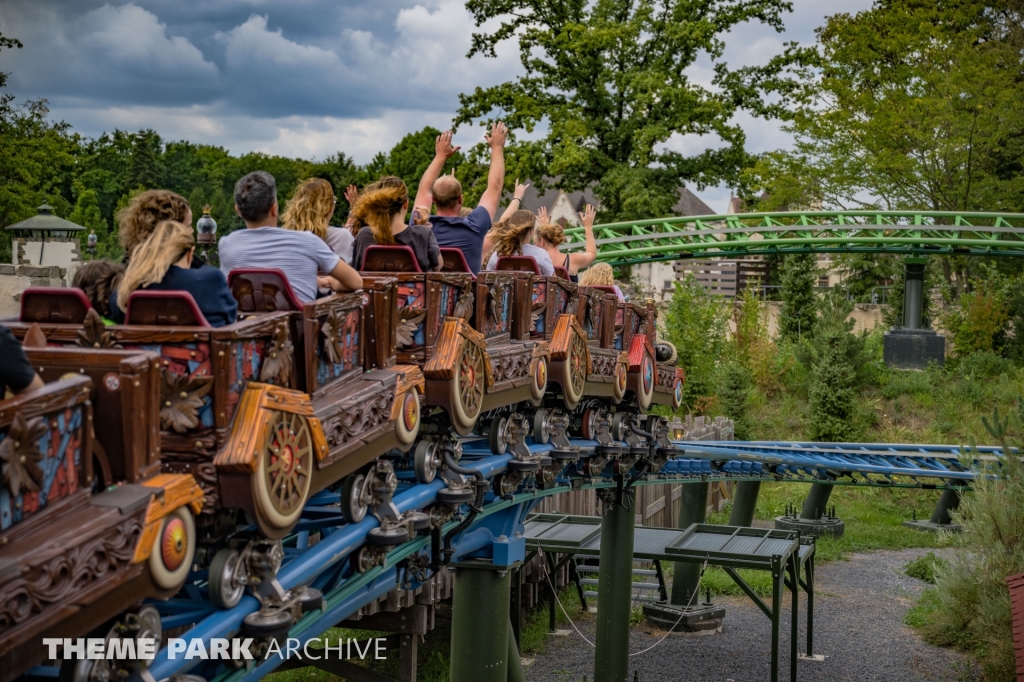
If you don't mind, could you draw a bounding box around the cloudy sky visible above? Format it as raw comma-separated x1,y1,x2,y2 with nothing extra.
0,0,872,213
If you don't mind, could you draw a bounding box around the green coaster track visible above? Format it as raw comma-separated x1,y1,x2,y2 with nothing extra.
561,210,1024,267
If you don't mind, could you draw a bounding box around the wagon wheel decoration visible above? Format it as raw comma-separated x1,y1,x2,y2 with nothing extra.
450,341,485,434
160,373,214,433
77,308,121,349
0,412,47,496
254,410,314,533
260,322,294,385
320,310,348,365
560,330,588,408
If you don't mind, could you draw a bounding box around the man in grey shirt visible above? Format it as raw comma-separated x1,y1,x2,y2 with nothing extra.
219,171,362,303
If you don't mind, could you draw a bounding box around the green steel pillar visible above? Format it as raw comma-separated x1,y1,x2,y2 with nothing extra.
671,481,708,605
929,486,961,525
593,488,636,682
800,483,834,521
507,617,526,682
728,481,762,527
903,257,927,329
450,562,512,682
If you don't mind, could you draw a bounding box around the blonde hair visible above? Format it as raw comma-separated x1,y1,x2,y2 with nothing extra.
482,210,537,265
349,177,409,246
116,221,194,312
117,190,190,259
282,178,334,240
535,222,565,247
579,262,614,287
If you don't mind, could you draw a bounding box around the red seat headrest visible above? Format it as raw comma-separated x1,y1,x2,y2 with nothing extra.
20,287,91,324
126,290,210,327
439,248,472,274
228,268,304,312
553,266,571,280
496,256,541,276
361,245,422,273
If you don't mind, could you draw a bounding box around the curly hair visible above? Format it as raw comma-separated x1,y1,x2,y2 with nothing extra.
117,190,191,260
535,222,565,247
578,262,614,287
72,260,124,319
349,177,409,246
116,221,194,312
482,209,536,265
282,178,334,240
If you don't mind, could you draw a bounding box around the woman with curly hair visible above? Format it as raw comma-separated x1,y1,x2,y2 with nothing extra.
116,189,192,261
482,209,554,275
578,262,625,302
533,204,597,282
282,178,354,264
109,221,237,327
350,176,442,272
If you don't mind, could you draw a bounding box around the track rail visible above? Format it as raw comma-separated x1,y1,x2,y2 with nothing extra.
559,210,1024,266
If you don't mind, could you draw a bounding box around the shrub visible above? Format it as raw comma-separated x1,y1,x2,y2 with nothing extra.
809,321,859,442
778,252,818,342
915,402,1024,681
904,552,947,584
942,287,1010,357
664,275,729,410
732,286,792,396
718,361,751,440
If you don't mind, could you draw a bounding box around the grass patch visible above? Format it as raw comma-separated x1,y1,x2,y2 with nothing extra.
905,551,947,584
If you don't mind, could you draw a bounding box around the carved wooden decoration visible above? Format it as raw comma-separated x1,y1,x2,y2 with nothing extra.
397,310,426,348
260,321,294,385
453,281,475,322
160,372,214,433
77,309,121,349
0,413,46,496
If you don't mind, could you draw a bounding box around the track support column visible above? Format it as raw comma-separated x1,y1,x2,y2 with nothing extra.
904,481,964,532
644,481,725,633
775,482,845,538
728,481,762,527
450,560,513,682
593,486,636,682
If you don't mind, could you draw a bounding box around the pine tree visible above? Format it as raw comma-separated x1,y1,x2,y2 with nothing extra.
778,252,818,341
808,322,858,442
718,361,751,440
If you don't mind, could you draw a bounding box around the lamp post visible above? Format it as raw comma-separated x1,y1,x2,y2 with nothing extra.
195,205,218,266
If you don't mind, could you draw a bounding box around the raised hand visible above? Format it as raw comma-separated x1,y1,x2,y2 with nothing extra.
343,184,359,206
537,206,550,223
513,179,529,201
579,204,596,228
485,121,508,150
435,130,461,160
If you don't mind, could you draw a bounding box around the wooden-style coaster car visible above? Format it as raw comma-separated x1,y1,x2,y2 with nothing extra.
0,370,203,682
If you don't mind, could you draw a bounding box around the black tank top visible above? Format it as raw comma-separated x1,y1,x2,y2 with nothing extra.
565,254,578,283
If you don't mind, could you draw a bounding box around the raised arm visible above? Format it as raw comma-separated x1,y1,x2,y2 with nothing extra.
568,204,598,271
476,121,507,220
414,130,460,211
498,179,529,222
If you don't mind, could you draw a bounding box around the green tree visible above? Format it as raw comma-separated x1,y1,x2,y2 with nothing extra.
717,361,751,440
808,320,858,442
778,252,818,341
456,0,800,220
834,253,899,303
663,275,729,409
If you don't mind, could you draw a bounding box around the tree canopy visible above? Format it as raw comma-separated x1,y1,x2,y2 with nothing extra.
456,0,801,221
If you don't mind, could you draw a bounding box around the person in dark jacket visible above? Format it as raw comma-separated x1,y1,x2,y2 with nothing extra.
109,220,237,327
1,325,43,398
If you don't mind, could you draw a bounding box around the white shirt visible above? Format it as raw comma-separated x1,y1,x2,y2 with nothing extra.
485,243,555,275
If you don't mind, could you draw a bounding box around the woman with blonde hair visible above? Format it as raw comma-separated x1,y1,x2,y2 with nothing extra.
534,204,598,282
109,221,237,327
578,262,625,302
350,176,442,272
483,209,554,275
282,178,354,264
116,190,192,261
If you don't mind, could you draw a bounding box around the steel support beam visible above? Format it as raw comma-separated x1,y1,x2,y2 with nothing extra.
728,481,762,527
507,617,526,682
801,482,833,521
671,481,708,606
593,487,636,682
450,561,512,682
903,258,927,329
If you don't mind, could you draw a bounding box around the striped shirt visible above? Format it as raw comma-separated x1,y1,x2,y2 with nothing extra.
219,226,340,303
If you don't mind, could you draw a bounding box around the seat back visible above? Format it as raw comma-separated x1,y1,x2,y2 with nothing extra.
440,248,473,274
20,287,91,323
496,256,541,276
589,285,618,299
229,268,304,312
553,266,571,280
362,245,422,273
126,290,210,327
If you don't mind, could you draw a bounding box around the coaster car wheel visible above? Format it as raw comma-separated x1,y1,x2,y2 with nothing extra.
242,607,292,638
489,415,509,455
451,341,486,436
149,506,196,590
296,586,325,612
533,409,550,445
580,408,598,441
413,440,439,484
507,460,542,472
253,410,314,536
437,487,475,505
209,547,245,609
367,525,410,546
340,472,368,524
395,387,421,447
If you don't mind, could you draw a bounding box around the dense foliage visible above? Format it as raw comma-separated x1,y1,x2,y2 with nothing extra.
777,252,817,341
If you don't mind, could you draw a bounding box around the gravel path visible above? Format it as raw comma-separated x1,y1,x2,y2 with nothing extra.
524,548,978,682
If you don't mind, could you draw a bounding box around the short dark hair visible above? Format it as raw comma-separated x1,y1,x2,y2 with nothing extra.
234,171,277,222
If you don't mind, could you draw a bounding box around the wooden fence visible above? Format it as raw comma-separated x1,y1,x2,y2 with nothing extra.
534,415,735,527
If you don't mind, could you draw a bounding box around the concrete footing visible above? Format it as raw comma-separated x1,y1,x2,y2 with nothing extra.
774,514,845,538
642,601,725,635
